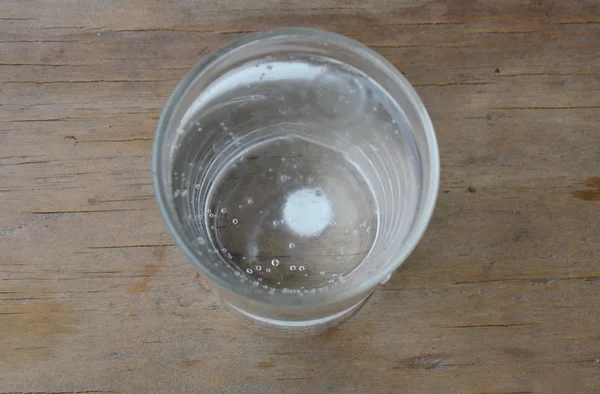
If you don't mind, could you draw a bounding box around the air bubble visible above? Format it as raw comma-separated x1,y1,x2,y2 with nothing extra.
290,265,297,271
207,209,212,214
271,259,280,266
227,253,233,259
195,184,201,189
246,268,253,274
232,218,239,224
221,208,227,214
221,248,227,253
288,243,296,249
265,268,271,273
255,265,262,271
272,220,280,227
238,205,243,209
320,271,325,275
299,266,305,271
247,198,253,205
209,213,214,218
352,230,358,235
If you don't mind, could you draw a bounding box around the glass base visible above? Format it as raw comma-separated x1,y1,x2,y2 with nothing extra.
221,296,369,334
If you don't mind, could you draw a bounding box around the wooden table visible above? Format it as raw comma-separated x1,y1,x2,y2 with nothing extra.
2,1,599,393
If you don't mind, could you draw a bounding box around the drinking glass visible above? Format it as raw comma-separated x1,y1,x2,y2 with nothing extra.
153,28,439,332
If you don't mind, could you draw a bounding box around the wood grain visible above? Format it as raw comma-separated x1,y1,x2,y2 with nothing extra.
1,1,599,393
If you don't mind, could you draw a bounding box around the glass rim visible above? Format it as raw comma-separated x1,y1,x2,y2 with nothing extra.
152,27,440,306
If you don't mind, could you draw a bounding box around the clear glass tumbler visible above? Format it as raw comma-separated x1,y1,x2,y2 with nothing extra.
153,28,439,332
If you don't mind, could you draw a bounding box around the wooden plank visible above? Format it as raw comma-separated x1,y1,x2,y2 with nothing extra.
1,1,599,393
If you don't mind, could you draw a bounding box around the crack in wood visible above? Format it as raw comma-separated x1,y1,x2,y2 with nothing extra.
443,323,534,328
77,137,153,143
86,243,177,249
368,43,475,48
0,63,95,67
414,81,494,87
27,209,137,215
1,78,177,84
2,160,52,165
491,106,600,110
454,276,600,285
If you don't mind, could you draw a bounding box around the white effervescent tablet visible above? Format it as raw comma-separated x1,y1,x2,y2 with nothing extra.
283,187,332,237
